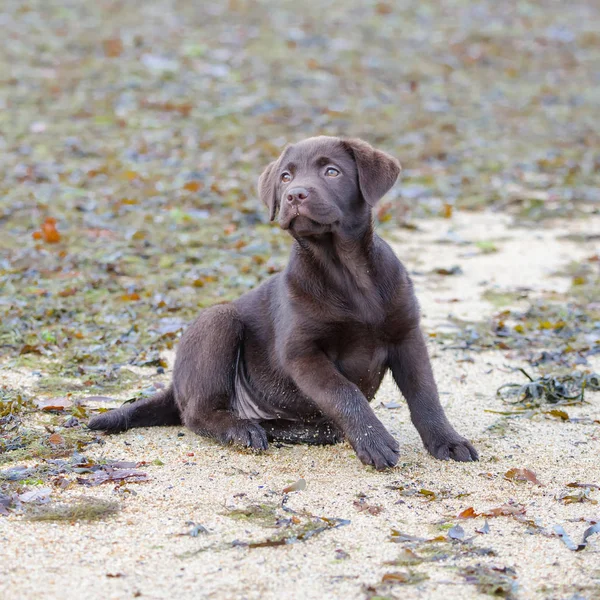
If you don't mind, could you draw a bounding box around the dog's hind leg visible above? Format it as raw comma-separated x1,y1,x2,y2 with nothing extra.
173,304,268,450
260,420,343,445
88,386,180,432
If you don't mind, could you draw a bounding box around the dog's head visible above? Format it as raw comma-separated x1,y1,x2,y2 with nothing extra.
258,136,401,237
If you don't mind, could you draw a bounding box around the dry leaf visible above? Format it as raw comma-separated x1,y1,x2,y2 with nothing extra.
458,507,479,519
103,38,123,57
353,499,384,515
283,479,306,493
19,488,52,504
183,181,202,192
35,397,73,412
546,409,569,420
375,2,393,14
482,504,526,518
48,433,65,445
382,572,409,583
504,468,543,486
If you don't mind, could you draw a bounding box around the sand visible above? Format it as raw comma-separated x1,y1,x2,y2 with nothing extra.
1,211,599,600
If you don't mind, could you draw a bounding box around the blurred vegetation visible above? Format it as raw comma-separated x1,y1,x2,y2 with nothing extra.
0,0,599,410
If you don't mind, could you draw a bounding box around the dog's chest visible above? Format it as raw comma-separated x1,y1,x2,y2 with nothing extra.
322,326,388,396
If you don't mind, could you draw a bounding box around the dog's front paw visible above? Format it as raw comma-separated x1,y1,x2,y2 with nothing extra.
424,430,478,462
224,422,269,451
349,424,399,470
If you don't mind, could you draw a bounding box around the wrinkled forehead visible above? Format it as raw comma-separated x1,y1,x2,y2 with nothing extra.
280,137,356,172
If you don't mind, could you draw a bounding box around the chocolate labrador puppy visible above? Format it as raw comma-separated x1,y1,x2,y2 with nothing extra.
89,136,478,469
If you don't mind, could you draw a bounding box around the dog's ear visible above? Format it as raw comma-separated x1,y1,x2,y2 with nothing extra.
258,159,280,221
341,138,401,207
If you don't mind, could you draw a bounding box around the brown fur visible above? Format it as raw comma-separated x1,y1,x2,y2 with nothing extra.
89,136,478,469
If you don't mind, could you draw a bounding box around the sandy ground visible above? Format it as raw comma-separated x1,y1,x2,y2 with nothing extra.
1,211,599,600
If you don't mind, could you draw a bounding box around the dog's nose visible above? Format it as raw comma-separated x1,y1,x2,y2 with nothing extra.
286,187,309,205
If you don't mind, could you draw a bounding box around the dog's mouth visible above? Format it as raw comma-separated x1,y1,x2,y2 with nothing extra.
284,215,333,236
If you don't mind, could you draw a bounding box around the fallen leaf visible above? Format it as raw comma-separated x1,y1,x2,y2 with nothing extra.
353,499,384,515
35,397,73,412
476,521,491,534
553,525,578,551
566,482,600,490
77,466,148,486
418,489,437,500
20,344,42,355
458,507,479,519
103,38,124,57
482,504,526,518
558,488,597,505
40,218,61,243
283,479,306,493
389,530,426,543
448,524,465,540
19,488,52,504
375,2,393,14
546,409,569,420
434,265,463,276
183,181,202,192
121,292,141,301
381,571,428,585
48,433,65,445
576,523,600,551
0,493,15,515
504,468,543,486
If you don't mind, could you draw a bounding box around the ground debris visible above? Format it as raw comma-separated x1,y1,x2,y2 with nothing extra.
498,369,598,405
25,496,119,522
223,497,349,549
504,468,543,486
460,564,518,598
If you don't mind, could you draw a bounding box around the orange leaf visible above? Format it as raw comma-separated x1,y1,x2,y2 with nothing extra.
103,38,124,58
121,292,141,301
376,2,393,14
382,572,408,583
32,231,43,240
183,181,202,192
35,397,73,412
41,219,61,243
48,433,65,445
58,287,77,297
458,507,479,519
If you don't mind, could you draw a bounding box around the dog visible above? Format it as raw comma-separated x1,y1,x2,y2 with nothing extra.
88,136,478,470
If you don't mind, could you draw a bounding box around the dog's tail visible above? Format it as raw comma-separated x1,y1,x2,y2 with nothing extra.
87,386,181,433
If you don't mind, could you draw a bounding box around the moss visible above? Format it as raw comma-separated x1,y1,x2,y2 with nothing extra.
26,497,120,522
224,503,279,527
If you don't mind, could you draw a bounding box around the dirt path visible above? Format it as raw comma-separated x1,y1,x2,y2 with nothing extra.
2,212,599,600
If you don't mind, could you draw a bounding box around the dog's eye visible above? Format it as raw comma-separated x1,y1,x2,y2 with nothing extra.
281,172,292,183
325,167,340,177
